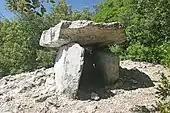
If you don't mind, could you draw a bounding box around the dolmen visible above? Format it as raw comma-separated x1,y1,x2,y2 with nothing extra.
39,20,125,99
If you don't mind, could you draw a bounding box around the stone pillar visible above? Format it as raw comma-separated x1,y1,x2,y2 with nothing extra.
54,43,84,99
79,49,119,88
94,51,119,84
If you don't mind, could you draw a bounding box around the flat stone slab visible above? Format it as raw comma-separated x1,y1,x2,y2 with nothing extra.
40,20,125,48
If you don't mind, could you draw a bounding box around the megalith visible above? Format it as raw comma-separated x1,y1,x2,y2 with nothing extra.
39,20,125,99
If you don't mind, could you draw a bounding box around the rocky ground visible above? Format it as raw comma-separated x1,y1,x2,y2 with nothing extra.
0,60,170,113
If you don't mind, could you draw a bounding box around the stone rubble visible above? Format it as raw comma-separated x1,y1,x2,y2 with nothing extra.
0,60,169,113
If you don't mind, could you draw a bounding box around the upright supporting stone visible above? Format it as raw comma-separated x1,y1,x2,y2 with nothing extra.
94,51,119,84
54,43,84,99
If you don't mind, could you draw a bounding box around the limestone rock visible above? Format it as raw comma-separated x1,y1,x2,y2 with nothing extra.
40,20,125,48
90,92,100,101
0,60,163,113
54,43,84,98
95,51,119,84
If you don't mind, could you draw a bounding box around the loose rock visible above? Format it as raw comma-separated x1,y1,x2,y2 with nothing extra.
0,60,169,113
90,92,100,101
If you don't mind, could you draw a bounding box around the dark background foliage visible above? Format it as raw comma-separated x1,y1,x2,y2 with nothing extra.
1,0,170,75
0,0,92,76
93,0,170,67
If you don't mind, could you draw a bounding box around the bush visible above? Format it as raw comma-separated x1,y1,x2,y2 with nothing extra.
159,42,170,67
93,0,170,67
0,0,93,77
156,73,170,113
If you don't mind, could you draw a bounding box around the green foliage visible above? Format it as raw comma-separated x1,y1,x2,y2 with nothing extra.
156,73,170,113
0,0,92,77
48,0,92,23
125,43,170,64
93,0,170,67
159,42,170,67
5,0,56,16
126,43,151,61
71,7,92,20
0,16,56,76
36,49,56,68
0,20,28,75
92,0,133,25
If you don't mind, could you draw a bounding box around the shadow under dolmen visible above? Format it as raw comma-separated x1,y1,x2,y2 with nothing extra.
77,49,154,100
53,43,154,100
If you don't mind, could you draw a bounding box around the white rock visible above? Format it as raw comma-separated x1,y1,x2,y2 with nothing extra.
90,92,100,101
54,43,85,99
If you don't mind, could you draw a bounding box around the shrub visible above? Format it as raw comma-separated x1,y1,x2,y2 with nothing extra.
93,0,170,67
156,73,170,113
0,0,93,76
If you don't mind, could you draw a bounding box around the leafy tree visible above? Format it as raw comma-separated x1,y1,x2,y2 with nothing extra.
48,0,92,25
0,0,93,77
92,0,133,25
93,0,170,67
5,0,56,15
0,12,57,77
0,19,32,75
156,73,170,113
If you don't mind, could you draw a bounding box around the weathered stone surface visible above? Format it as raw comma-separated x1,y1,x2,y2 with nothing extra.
95,51,119,84
0,60,163,113
40,20,125,48
54,43,84,98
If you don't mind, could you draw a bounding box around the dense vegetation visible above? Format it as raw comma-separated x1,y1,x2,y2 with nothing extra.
156,73,170,113
0,0,169,71
5,0,55,16
0,0,92,76
93,0,170,67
